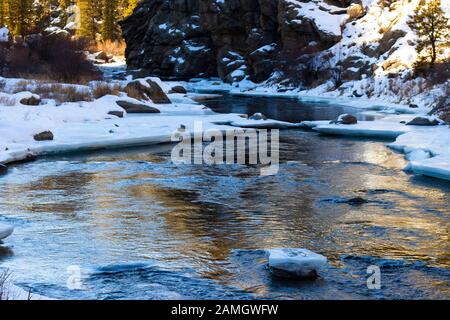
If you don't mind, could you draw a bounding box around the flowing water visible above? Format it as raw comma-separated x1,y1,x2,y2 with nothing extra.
0,95,448,300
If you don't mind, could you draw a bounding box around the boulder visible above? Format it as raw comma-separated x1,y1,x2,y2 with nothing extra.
125,80,171,104
33,131,54,141
20,94,41,106
0,223,14,240
407,116,441,126
409,104,419,109
95,51,113,62
347,4,365,20
268,248,327,279
116,100,161,114
169,86,187,94
331,114,358,125
107,111,125,118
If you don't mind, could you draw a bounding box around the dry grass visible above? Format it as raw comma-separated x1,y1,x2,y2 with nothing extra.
94,40,126,57
34,84,93,103
91,82,125,99
0,95,16,106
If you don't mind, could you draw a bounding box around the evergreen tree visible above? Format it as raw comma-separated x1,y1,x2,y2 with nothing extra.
8,0,34,36
101,0,119,41
123,0,139,18
408,0,449,67
77,0,96,40
0,0,7,27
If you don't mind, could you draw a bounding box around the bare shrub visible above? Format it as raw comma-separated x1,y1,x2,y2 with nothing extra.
94,40,126,57
0,269,12,300
1,34,102,83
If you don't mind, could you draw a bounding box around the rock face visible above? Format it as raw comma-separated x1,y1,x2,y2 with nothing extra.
120,0,345,82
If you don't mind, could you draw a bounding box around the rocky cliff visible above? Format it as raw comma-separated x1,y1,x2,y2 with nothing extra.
120,0,351,82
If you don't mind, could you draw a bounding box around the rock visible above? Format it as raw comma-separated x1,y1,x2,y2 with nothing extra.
346,197,369,205
0,223,14,240
407,117,441,126
116,100,161,114
0,164,7,175
347,4,365,20
95,51,113,62
33,131,54,141
268,248,327,279
20,94,41,106
120,0,341,83
331,114,358,125
125,80,171,104
409,104,419,109
169,86,187,94
379,29,406,55
249,113,268,121
107,111,125,118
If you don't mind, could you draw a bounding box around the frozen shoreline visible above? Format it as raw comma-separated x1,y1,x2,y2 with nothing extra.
185,80,449,182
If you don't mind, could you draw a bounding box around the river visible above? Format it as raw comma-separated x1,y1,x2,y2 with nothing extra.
0,95,448,299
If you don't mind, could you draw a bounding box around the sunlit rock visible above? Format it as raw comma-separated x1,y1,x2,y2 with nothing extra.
0,223,14,240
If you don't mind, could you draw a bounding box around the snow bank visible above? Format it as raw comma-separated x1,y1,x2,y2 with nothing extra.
312,121,411,139
306,117,450,181
388,126,450,181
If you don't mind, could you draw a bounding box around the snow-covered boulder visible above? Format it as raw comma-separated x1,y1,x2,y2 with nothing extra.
0,223,14,240
268,248,327,279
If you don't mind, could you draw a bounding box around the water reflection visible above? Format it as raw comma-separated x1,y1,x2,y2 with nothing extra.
0,97,448,299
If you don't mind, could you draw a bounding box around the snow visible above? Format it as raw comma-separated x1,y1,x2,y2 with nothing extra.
0,223,14,240
0,78,292,166
267,248,328,279
0,27,9,42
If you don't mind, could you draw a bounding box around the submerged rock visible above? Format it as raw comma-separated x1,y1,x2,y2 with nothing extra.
0,164,7,175
0,223,14,240
169,86,188,94
249,113,268,121
268,248,327,279
407,116,441,126
33,131,54,141
116,100,161,114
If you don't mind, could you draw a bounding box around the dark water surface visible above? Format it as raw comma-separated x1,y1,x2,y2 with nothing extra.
0,96,448,300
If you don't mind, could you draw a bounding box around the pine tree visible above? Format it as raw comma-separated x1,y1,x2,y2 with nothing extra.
77,0,96,40
123,0,139,18
408,0,449,67
101,0,119,41
0,0,7,27
8,0,34,36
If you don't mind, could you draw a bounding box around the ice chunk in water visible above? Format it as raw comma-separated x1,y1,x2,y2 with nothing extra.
268,248,327,279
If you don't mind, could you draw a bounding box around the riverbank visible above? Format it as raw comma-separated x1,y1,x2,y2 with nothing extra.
185,79,450,182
